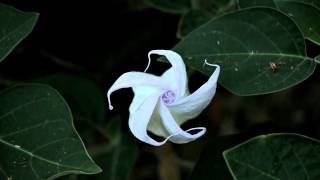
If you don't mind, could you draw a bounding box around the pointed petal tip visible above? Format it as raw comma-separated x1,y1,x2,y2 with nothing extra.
186,127,206,136
107,91,113,110
146,127,207,146
145,49,176,72
204,59,220,69
148,49,187,98
159,102,208,144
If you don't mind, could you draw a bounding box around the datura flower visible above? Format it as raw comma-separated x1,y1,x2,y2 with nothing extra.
107,50,220,146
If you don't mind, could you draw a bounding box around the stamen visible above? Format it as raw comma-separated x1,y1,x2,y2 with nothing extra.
161,90,176,104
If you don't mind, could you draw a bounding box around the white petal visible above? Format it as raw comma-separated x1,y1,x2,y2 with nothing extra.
168,64,220,125
130,86,169,137
129,93,171,146
159,100,206,144
160,67,189,96
130,86,159,114
147,50,188,98
107,72,170,110
147,110,169,137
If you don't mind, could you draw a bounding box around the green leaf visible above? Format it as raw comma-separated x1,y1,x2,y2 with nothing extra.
238,0,277,8
0,3,39,63
177,0,237,38
189,134,250,180
34,73,106,123
223,133,320,180
192,0,237,13
239,0,320,45
144,0,191,14
0,84,101,180
89,117,138,180
173,7,316,95
177,10,213,39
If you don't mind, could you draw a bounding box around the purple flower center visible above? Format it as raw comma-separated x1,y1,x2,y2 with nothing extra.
161,90,176,104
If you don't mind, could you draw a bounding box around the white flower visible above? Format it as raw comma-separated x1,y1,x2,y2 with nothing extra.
107,50,220,146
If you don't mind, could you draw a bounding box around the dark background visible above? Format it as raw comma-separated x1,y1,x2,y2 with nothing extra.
0,0,178,80
1,1,320,179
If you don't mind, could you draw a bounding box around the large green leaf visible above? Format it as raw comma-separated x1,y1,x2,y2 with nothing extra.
144,0,191,14
34,73,106,123
187,0,237,13
0,84,101,180
238,0,277,8
173,7,316,95
223,133,320,180
177,0,237,38
239,0,320,45
177,10,213,39
0,3,39,63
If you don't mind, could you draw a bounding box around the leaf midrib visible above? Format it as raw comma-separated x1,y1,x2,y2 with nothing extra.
184,52,313,61
0,92,93,175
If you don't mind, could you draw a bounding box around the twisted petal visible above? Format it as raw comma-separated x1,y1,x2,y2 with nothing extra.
130,86,160,114
129,93,171,146
107,72,170,110
168,64,220,125
147,50,188,98
131,87,168,137
160,68,189,96
159,100,206,144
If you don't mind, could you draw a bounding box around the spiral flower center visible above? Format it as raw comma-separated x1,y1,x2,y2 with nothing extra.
161,90,176,104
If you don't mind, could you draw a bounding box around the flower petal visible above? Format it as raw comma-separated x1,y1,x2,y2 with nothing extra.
147,50,188,98
168,64,220,125
130,86,169,137
129,93,171,146
159,100,206,144
130,86,159,114
146,104,170,137
160,67,189,96
107,71,170,110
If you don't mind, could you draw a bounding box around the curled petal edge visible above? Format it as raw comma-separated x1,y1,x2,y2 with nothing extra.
107,72,170,110
129,93,184,146
159,100,206,144
146,50,188,98
168,61,220,123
